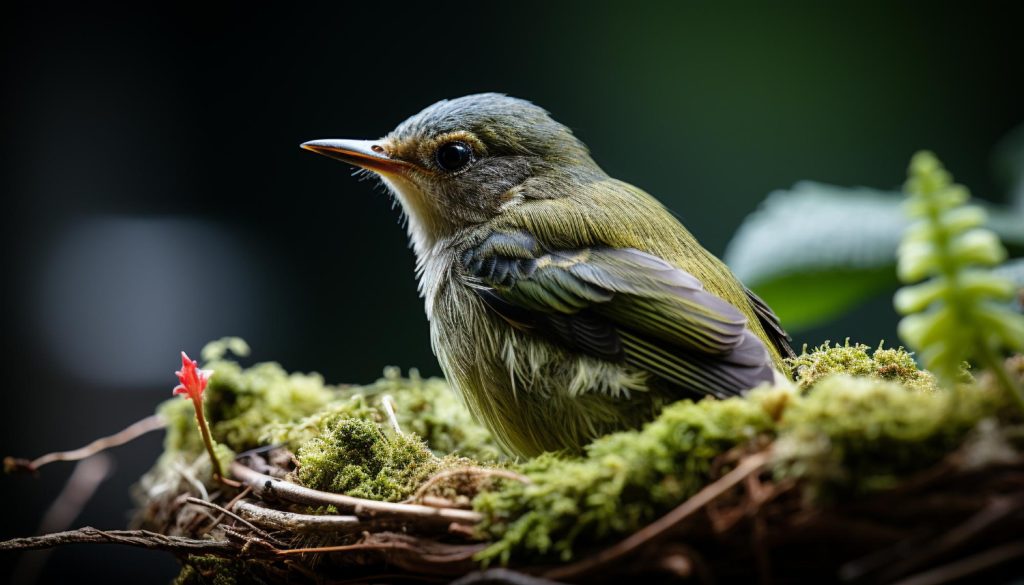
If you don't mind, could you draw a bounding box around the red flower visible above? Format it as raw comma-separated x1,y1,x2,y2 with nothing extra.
173,351,212,401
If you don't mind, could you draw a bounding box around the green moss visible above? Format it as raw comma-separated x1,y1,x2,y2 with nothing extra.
772,374,1002,496
474,372,1013,564
295,418,445,502
158,339,499,462
378,367,504,462
788,340,938,392
474,392,779,563
150,339,1019,570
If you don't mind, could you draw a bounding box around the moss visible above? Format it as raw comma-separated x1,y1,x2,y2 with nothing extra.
474,392,779,563
772,374,1003,497
378,367,504,462
788,340,938,392
474,373,1013,564
295,418,449,502
158,339,499,462
150,339,1019,569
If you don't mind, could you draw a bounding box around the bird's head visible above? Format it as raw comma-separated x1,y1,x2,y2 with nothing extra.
302,93,601,253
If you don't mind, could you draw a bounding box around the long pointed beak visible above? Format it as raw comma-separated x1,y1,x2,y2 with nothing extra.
300,139,407,175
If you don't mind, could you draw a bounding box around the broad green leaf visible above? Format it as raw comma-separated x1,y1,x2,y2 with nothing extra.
724,182,1024,332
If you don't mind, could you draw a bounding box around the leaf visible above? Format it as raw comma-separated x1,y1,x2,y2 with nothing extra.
724,181,1024,332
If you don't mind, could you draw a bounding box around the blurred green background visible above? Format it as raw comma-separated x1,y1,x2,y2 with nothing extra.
1,2,1021,582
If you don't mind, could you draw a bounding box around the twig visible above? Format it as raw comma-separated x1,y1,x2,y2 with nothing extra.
891,540,1024,585
234,500,364,533
410,467,531,503
544,451,770,581
4,414,165,474
231,461,482,528
200,486,253,536
185,497,280,542
381,395,403,435
10,455,114,585
0,527,236,555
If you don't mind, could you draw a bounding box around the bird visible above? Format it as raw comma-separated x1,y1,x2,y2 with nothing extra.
302,93,794,458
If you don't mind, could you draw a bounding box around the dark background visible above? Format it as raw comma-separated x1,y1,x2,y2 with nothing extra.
2,3,1022,583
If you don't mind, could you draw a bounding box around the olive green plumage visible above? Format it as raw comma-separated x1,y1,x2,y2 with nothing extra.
303,93,793,458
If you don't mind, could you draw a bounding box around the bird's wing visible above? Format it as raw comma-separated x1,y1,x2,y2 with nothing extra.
744,287,796,359
460,230,775,398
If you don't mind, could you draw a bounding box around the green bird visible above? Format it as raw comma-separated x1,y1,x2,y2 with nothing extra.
303,93,793,458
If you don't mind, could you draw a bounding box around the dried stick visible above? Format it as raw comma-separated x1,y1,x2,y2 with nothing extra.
544,451,770,581
234,500,364,533
4,414,165,474
0,527,235,555
231,461,482,528
185,497,278,542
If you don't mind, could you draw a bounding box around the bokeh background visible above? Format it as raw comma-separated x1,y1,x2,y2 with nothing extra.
2,3,1022,582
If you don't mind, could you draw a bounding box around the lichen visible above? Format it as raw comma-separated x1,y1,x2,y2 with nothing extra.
788,340,938,392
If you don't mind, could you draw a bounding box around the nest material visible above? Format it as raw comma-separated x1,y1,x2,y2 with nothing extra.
121,441,1023,585
5,347,1024,583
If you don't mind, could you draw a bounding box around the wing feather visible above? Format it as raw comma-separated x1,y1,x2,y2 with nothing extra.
462,230,776,398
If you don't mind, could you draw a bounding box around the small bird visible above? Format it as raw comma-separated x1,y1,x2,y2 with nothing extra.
303,94,793,458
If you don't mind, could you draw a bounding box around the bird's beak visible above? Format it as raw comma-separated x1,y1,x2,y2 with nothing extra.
300,139,407,175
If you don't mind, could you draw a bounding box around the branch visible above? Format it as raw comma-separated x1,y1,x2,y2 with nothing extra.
4,414,165,474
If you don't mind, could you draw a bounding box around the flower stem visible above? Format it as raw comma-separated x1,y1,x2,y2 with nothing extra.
192,399,225,482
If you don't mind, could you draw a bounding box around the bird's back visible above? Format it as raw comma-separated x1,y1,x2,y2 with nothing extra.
492,177,793,371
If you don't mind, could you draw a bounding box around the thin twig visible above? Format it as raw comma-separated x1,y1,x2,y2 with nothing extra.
381,395,403,435
185,497,280,543
200,485,253,537
0,528,236,555
544,451,770,581
231,461,482,528
4,415,165,474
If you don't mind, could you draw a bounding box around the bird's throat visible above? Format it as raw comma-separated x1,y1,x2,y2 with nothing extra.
379,174,445,259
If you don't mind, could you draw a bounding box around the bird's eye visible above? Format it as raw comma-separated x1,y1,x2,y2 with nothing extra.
435,141,473,172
